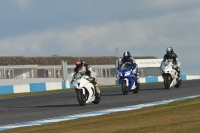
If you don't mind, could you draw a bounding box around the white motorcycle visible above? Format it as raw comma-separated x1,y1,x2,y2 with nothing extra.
160,60,182,89
72,73,101,106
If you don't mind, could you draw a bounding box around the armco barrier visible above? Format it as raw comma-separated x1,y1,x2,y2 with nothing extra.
116,75,200,84
145,75,197,83
0,75,200,95
0,81,70,95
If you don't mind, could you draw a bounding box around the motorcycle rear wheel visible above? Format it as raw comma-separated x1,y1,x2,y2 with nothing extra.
92,94,101,104
175,79,182,88
133,82,140,94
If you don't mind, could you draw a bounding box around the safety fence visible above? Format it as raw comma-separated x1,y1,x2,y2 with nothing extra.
0,75,200,95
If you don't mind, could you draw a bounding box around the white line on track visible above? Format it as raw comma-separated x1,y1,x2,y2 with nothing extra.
0,94,200,131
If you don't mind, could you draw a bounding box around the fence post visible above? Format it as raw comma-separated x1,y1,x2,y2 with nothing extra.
61,60,68,81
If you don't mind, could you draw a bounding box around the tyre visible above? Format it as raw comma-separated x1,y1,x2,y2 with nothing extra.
122,80,128,95
133,82,140,94
92,94,101,104
175,79,182,88
164,75,171,89
77,89,86,106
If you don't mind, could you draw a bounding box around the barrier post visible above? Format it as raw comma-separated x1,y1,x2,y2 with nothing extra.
61,60,68,81
115,58,121,84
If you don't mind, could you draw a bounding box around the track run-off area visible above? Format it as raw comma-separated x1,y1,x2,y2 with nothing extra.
0,80,200,131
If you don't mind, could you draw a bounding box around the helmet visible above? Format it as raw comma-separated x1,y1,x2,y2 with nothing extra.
166,47,173,54
123,51,131,59
76,59,83,68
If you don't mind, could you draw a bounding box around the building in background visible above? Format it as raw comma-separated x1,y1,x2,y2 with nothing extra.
0,57,163,79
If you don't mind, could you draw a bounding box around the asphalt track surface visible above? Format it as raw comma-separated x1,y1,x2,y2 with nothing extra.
0,80,200,126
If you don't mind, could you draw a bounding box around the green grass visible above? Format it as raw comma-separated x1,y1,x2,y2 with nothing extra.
1,97,200,133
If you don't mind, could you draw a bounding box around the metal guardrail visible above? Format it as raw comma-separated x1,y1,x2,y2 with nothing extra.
0,75,200,95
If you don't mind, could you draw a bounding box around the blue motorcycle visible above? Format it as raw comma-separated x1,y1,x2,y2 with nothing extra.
118,62,140,95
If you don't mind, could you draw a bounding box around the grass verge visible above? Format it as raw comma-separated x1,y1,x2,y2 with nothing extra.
1,97,200,133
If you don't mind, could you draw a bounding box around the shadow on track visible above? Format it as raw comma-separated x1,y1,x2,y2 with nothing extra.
140,88,165,91
35,104,80,108
7,103,80,108
101,93,123,97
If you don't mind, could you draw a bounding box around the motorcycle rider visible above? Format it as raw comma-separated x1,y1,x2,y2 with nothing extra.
72,59,101,96
117,51,140,85
162,47,181,79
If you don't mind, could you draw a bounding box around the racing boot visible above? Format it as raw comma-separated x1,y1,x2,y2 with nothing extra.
178,71,181,80
136,75,140,91
176,67,181,80
136,76,140,84
95,85,101,97
134,73,140,84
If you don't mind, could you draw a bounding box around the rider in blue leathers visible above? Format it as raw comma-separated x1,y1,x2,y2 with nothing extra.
117,51,140,90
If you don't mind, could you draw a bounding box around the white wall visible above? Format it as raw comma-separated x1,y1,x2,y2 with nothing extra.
46,82,62,91
13,84,30,93
135,59,163,68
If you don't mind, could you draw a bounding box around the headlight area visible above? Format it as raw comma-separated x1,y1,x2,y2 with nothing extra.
125,71,131,76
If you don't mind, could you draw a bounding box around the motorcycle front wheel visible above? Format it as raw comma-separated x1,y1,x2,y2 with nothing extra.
122,80,128,95
77,89,86,106
164,75,171,89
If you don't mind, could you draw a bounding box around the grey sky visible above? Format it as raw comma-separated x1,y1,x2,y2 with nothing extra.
0,0,200,74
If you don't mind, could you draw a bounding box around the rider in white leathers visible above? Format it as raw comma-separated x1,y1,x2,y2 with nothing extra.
72,59,101,96
162,47,181,79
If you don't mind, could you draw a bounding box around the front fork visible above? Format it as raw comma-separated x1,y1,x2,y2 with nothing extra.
124,78,135,91
76,88,86,94
124,78,129,87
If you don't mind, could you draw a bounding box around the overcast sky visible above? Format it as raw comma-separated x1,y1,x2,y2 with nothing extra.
0,0,200,74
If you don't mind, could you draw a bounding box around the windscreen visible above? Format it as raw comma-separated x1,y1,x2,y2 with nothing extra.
74,72,82,79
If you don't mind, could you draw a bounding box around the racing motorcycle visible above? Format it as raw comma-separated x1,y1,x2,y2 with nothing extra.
160,59,182,89
117,62,140,95
71,73,101,106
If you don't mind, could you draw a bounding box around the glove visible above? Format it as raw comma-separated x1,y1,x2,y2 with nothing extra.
92,77,97,84
87,77,93,82
132,69,136,74
116,70,119,74
89,76,93,80
132,63,136,69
